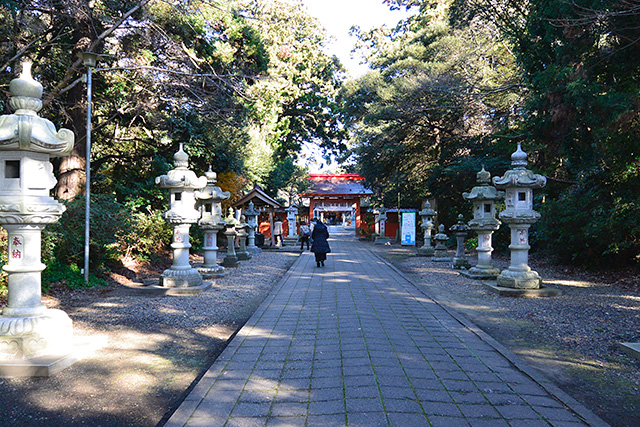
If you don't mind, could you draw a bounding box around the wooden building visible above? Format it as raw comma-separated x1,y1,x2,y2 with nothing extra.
302,174,372,235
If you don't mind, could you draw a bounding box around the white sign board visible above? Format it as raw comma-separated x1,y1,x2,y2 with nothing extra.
401,212,416,245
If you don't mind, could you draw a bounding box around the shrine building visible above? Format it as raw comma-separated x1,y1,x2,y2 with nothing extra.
302,173,372,234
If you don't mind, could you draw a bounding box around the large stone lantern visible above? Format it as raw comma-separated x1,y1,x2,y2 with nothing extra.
462,167,504,279
195,166,229,278
493,143,546,289
155,144,208,289
417,201,436,256
286,205,298,238
0,62,75,372
244,201,261,254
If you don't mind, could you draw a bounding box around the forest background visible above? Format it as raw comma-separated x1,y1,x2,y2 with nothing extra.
0,0,638,284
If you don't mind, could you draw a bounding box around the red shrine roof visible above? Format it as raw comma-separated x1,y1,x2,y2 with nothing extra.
304,173,373,197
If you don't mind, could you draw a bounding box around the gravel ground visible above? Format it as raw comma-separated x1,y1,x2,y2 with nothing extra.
0,249,299,427
369,241,640,427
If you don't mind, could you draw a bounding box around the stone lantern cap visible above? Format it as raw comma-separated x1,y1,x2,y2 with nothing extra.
155,144,207,190
449,214,470,234
195,166,231,203
244,201,259,217
419,201,436,218
224,207,241,227
434,224,448,241
0,62,73,155
463,167,504,201
492,143,546,190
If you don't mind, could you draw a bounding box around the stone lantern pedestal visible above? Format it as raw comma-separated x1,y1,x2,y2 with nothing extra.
155,144,210,293
222,208,240,267
195,166,229,278
432,224,451,262
285,205,298,242
0,62,99,376
244,201,261,254
491,143,559,296
450,215,471,269
417,202,436,256
462,167,504,279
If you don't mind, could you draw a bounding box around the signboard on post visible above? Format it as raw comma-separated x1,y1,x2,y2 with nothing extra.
401,212,416,245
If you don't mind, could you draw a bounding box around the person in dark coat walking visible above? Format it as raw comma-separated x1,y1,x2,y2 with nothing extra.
310,219,330,267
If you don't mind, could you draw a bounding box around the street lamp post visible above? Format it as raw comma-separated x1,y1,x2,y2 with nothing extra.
79,52,99,284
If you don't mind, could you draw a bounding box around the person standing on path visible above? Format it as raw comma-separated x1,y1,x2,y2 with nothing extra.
299,221,311,250
273,217,284,246
310,219,330,267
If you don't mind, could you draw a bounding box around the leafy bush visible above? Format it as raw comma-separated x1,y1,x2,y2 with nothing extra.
43,194,172,270
42,259,107,292
537,175,640,268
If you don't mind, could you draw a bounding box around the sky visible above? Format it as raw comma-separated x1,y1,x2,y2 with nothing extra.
301,0,413,77
297,0,413,172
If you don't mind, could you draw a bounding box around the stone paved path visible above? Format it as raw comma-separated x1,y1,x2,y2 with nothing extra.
167,227,607,427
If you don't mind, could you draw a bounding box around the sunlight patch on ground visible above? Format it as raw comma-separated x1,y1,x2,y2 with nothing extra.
193,325,237,340
546,279,594,288
104,331,170,350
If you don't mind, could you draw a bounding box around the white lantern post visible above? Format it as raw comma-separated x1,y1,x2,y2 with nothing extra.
195,166,229,277
493,143,546,289
462,167,504,279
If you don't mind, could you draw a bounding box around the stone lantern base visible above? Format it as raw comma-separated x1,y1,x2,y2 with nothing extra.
222,254,239,267
0,309,72,360
0,308,104,377
496,269,542,289
160,267,205,288
237,250,252,261
197,264,227,278
416,246,435,257
461,265,501,280
452,256,470,270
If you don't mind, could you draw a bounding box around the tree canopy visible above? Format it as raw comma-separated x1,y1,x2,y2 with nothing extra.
342,0,640,266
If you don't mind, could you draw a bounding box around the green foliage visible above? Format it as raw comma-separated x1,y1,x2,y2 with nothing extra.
43,194,171,270
343,0,640,266
42,260,107,292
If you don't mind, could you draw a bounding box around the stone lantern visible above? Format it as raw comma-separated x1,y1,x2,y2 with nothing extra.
432,224,451,262
462,167,504,279
195,166,229,278
374,208,390,245
286,205,298,238
155,144,208,289
450,215,471,269
244,201,261,254
0,62,75,372
492,143,546,289
236,215,252,261
222,207,240,267
417,201,436,256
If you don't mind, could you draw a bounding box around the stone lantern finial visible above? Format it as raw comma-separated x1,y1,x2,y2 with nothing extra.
9,62,44,115
476,166,491,184
174,143,189,168
511,142,528,168
205,165,217,183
